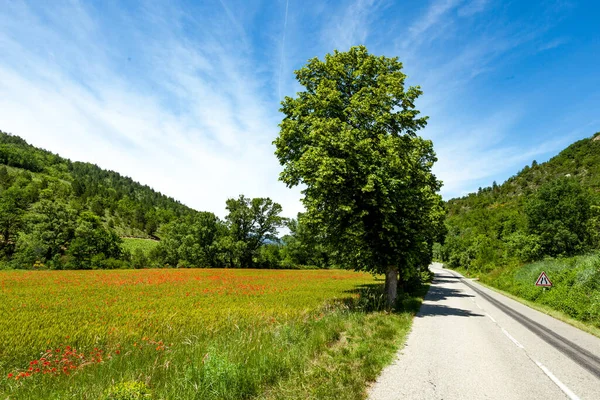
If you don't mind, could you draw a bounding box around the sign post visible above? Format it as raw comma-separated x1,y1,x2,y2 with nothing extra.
535,271,552,287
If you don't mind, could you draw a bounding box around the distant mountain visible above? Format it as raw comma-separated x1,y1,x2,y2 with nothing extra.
441,132,600,271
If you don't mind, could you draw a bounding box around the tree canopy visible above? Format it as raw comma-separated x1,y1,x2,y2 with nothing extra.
274,46,444,305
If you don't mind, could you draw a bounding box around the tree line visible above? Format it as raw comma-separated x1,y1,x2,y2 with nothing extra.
0,143,322,270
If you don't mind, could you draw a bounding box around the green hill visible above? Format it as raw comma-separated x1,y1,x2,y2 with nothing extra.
0,130,196,269
442,132,600,271
441,132,600,330
0,130,303,271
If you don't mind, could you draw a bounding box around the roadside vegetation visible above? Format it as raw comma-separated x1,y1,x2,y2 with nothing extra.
458,254,600,330
440,133,600,329
0,268,429,399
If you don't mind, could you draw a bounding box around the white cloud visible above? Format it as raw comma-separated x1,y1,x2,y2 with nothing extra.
457,0,490,17
0,1,303,219
322,0,383,51
538,37,569,52
402,0,463,48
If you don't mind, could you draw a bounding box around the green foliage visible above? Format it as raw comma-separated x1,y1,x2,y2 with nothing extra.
0,129,200,269
130,248,149,269
66,212,123,269
223,195,285,268
152,212,226,268
443,132,600,271
525,177,592,256
478,254,600,328
280,215,329,268
102,381,152,400
121,238,159,256
256,243,284,269
0,129,194,240
13,199,77,268
274,46,444,299
0,127,405,270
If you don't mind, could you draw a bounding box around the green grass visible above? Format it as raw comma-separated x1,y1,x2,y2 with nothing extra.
0,269,426,399
453,253,600,333
121,237,160,255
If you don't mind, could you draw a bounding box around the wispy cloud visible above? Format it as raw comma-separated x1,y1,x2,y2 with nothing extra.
322,0,382,51
0,0,595,212
402,0,463,48
0,1,302,218
538,37,569,52
457,0,490,17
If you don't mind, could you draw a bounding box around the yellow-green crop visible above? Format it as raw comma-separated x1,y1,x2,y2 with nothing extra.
0,268,419,399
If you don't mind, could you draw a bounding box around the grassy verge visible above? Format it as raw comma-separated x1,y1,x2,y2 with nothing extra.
260,285,428,400
450,253,600,337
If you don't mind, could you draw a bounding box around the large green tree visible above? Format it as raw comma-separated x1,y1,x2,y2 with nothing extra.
14,199,78,267
224,195,285,268
274,46,444,306
67,212,123,269
153,212,226,267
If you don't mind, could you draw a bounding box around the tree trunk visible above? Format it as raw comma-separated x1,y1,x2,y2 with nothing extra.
384,267,399,309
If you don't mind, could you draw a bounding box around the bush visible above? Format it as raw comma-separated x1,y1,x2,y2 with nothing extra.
504,231,542,262
130,248,148,269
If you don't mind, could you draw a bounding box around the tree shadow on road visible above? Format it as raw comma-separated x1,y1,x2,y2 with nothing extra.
426,285,474,301
431,276,461,284
417,303,484,318
416,284,483,318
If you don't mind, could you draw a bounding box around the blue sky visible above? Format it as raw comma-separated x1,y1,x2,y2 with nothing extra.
0,0,598,217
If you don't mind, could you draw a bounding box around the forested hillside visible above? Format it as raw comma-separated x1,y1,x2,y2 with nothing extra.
0,130,321,270
441,132,600,271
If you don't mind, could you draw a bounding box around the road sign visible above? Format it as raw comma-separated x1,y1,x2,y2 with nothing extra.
535,271,552,287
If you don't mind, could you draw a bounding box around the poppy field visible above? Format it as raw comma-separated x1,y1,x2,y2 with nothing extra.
0,268,420,399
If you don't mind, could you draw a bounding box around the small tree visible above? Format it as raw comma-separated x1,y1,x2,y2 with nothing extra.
155,212,226,267
274,46,444,306
67,212,122,269
224,195,285,268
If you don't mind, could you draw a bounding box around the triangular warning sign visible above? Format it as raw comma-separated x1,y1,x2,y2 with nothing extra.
535,271,552,287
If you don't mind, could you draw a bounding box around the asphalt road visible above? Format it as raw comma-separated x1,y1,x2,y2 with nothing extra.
368,263,600,400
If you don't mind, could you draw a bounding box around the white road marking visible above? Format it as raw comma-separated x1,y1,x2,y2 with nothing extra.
535,361,581,400
501,328,524,349
486,313,497,323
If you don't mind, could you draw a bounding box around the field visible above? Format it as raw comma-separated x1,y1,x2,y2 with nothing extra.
121,237,160,255
0,269,421,399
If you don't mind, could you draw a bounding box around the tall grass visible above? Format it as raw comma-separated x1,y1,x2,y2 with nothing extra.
478,253,600,328
0,269,424,399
